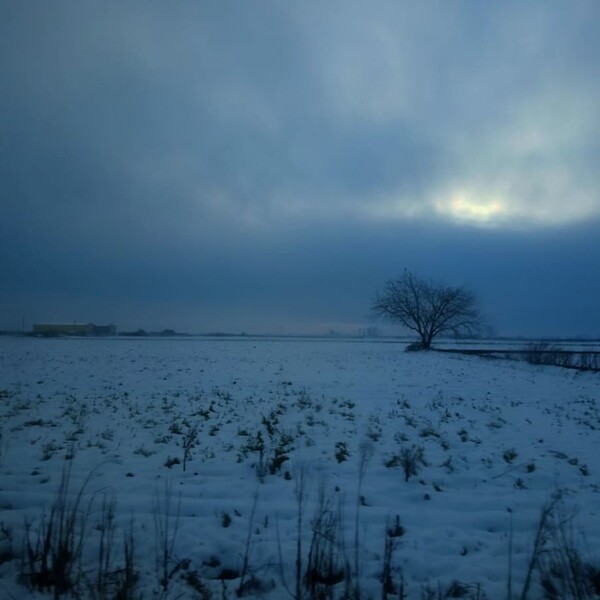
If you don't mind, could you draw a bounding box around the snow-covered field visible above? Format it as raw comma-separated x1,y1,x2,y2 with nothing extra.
0,337,599,599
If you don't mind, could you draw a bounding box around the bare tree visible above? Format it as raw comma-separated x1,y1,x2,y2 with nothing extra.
371,271,482,349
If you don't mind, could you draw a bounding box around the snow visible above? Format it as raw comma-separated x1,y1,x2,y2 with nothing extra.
0,336,599,598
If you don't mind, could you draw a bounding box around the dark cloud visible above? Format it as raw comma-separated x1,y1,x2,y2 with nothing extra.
1,1,599,336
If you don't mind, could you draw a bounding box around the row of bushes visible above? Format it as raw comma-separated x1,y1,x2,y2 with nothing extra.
526,343,600,371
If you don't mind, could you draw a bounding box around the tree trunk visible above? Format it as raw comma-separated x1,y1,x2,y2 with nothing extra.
420,334,432,349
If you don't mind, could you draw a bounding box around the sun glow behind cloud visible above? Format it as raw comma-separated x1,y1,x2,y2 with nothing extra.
363,180,600,230
435,191,506,225
432,184,600,229
365,189,511,228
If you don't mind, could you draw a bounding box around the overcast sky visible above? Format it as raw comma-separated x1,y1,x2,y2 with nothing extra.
2,1,599,337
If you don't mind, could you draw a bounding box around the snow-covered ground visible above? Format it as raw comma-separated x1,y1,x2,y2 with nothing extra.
0,336,599,599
